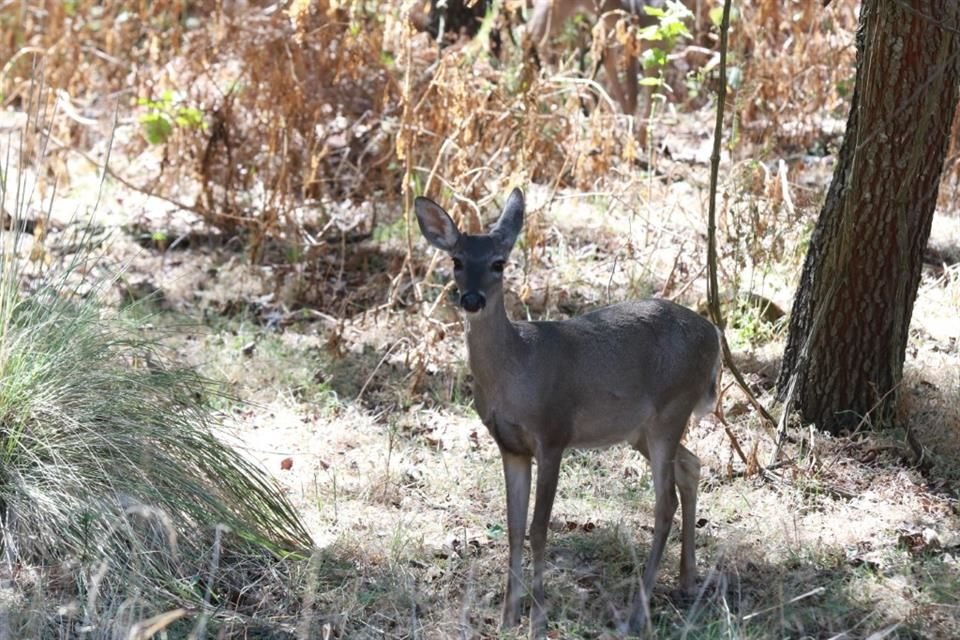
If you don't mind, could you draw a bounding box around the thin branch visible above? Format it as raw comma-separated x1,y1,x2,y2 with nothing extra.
706,0,777,441
47,134,203,215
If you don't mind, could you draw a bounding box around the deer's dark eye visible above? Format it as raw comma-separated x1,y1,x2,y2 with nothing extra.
491,260,505,273
452,257,464,271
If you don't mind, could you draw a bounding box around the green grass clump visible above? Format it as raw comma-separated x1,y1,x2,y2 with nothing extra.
0,170,311,636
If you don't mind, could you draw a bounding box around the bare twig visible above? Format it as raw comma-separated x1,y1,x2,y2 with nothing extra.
716,412,750,468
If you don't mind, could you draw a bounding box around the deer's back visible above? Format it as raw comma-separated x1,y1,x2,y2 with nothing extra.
523,299,716,373
510,299,719,448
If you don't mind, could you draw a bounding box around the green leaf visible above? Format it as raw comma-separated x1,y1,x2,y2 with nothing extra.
638,24,663,41
642,48,668,69
662,20,690,39
174,106,205,129
709,6,724,27
710,5,740,27
140,114,172,144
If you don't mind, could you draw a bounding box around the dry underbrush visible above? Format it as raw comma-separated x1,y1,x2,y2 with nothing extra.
4,1,861,278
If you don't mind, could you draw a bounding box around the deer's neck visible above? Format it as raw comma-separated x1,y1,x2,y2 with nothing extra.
464,296,521,383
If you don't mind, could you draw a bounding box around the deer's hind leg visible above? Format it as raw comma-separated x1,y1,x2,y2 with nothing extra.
626,409,697,632
674,443,701,596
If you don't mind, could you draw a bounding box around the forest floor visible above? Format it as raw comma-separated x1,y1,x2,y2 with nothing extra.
5,100,960,638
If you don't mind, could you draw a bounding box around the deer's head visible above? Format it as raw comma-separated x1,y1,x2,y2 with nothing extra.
414,189,524,314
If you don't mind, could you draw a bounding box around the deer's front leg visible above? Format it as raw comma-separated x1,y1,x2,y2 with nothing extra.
529,447,563,639
501,449,532,630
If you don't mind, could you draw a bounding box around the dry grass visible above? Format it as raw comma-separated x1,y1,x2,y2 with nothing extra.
47,179,950,637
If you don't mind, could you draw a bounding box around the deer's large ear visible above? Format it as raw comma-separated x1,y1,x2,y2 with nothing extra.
491,188,524,253
414,197,461,252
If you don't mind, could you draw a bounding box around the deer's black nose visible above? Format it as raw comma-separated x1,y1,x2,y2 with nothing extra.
460,291,486,313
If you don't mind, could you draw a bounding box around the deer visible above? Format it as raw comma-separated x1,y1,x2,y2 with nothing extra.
414,188,720,638
526,0,668,126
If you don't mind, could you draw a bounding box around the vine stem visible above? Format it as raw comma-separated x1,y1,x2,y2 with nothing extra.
705,0,778,448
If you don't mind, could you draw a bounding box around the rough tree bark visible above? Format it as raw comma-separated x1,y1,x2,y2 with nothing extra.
775,0,960,434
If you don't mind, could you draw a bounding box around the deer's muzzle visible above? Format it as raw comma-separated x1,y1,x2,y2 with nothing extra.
460,291,486,313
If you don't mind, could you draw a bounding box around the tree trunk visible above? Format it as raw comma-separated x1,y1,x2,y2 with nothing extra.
775,0,960,434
